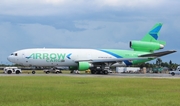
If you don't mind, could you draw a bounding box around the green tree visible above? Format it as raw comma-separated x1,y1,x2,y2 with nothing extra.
169,60,172,65
156,58,162,67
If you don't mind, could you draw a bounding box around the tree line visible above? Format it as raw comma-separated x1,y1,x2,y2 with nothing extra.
133,58,179,71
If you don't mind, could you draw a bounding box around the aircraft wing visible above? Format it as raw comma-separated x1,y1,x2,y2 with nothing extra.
75,50,176,63
75,57,153,63
139,50,176,57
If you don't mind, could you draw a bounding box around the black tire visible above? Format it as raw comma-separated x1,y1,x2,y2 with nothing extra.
7,70,12,74
171,72,175,76
96,71,100,74
56,71,60,74
103,70,108,75
99,70,103,74
91,70,95,74
46,71,50,74
32,71,36,74
16,70,20,74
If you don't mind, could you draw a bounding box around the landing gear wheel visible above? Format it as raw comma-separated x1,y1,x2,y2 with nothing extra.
46,71,50,74
91,70,95,74
32,71,36,74
96,70,101,74
103,70,108,75
171,72,175,76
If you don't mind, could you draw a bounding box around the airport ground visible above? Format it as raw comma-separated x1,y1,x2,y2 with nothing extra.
1,70,180,106
0,73,180,106
0,69,180,78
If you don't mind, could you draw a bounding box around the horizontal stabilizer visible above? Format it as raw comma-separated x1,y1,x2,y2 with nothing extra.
157,40,166,46
139,50,176,57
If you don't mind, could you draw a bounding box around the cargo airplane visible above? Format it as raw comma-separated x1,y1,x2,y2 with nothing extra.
7,23,176,74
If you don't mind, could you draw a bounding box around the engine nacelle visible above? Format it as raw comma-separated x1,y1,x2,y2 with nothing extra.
78,62,93,71
130,41,164,52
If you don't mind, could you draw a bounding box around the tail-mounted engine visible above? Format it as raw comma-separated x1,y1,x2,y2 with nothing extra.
130,41,164,52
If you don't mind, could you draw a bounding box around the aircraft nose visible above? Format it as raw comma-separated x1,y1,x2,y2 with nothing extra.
7,55,14,63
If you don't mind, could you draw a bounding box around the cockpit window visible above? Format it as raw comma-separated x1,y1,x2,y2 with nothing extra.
10,53,18,56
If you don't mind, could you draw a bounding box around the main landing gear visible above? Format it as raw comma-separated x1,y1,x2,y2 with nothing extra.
90,67,110,75
30,66,36,74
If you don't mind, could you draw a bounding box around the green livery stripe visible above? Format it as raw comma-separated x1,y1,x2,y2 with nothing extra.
99,49,153,65
99,49,132,65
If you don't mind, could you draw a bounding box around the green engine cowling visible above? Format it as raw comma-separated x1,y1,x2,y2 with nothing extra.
130,41,164,52
78,62,93,71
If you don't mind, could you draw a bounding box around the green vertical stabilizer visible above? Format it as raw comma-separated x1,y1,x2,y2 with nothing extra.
141,23,166,45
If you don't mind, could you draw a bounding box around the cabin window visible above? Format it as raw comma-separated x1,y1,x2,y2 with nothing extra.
15,53,18,56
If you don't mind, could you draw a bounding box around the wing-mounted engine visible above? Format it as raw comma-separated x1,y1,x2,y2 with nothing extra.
130,41,164,52
69,62,94,71
78,62,94,71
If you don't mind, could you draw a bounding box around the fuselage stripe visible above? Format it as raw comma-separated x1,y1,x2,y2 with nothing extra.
99,49,122,58
99,49,132,66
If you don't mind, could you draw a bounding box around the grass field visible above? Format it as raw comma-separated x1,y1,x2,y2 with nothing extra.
0,76,180,106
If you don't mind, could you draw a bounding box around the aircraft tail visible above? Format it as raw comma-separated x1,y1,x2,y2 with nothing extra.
130,23,166,52
141,23,166,45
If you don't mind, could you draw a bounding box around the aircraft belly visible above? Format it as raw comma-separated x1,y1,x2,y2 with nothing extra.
28,59,77,67
111,62,127,67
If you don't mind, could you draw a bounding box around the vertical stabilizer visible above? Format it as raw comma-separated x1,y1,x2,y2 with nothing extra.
130,23,166,52
142,23,166,45
142,23,162,41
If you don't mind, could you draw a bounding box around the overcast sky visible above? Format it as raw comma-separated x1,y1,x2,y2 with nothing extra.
0,0,180,64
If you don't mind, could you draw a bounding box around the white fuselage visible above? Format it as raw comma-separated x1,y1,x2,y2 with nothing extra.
8,48,129,67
